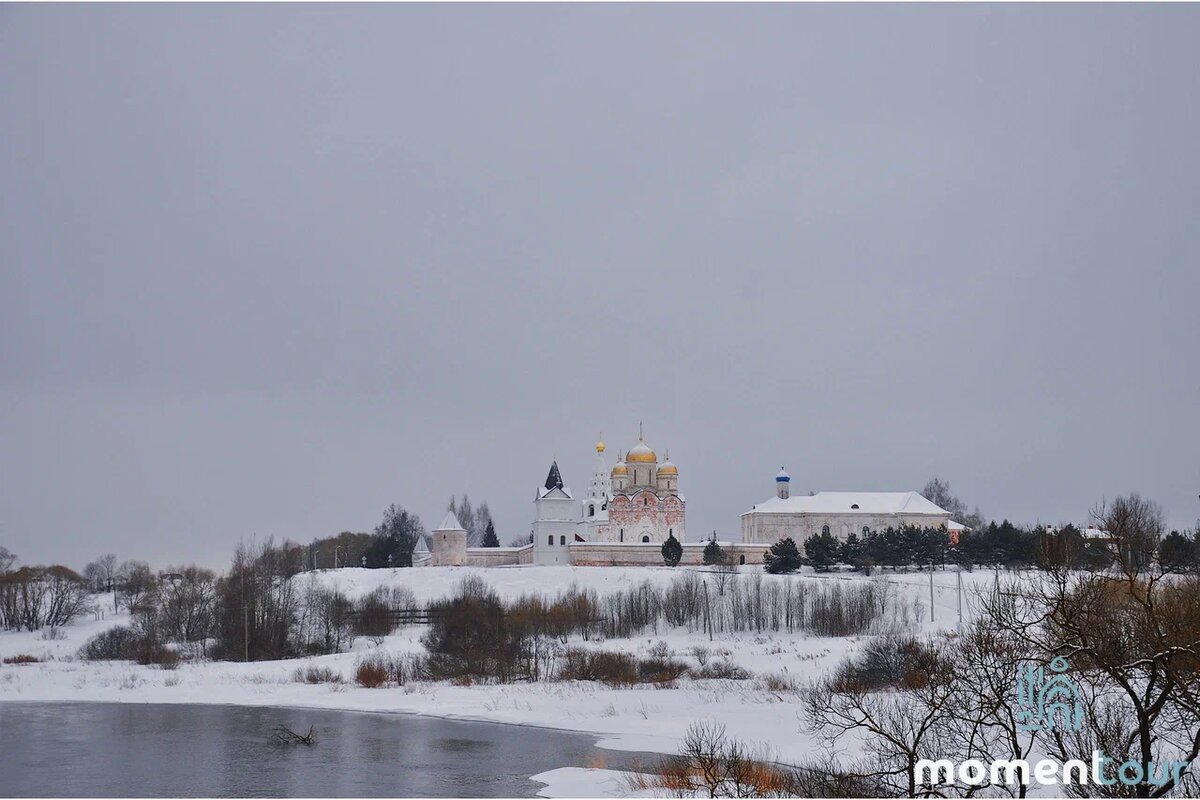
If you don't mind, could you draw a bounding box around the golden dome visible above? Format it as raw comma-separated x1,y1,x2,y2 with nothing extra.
611,462,628,476
596,437,606,454
658,462,678,476
626,439,656,463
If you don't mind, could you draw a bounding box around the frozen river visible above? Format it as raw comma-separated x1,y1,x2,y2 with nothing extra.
0,702,647,797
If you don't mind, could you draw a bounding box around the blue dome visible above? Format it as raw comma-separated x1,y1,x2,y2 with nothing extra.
776,467,790,482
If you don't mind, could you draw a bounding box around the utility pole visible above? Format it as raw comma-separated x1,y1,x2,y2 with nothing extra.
240,563,249,663
956,568,963,625
929,563,935,623
703,581,712,642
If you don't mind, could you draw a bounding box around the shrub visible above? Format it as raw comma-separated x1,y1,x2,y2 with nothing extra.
695,660,751,680
558,649,639,686
647,640,671,659
40,627,67,641
831,635,938,692
355,652,408,686
78,624,179,667
293,665,343,684
80,626,139,660
149,647,181,670
638,656,689,685
630,721,804,798
3,654,40,665
420,579,533,683
762,672,797,692
356,661,387,688
353,589,397,642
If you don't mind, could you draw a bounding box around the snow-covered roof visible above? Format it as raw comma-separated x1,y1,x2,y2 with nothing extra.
412,534,431,555
435,510,466,531
537,485,574,500
947,520,969,531
743,491,951,517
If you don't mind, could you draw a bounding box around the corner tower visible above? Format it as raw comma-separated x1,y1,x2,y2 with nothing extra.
532,460,576,565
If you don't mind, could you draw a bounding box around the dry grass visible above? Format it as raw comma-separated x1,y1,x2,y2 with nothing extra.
2,654,41,665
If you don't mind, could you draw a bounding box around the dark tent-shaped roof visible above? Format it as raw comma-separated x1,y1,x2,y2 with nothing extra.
544,461,564,491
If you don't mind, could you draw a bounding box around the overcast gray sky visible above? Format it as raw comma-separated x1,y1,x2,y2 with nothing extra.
2,4,1198,570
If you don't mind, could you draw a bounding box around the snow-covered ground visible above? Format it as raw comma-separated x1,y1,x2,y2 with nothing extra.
0,565,1009,796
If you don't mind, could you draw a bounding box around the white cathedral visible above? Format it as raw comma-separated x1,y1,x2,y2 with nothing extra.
531,430,686,566
414,429,963,569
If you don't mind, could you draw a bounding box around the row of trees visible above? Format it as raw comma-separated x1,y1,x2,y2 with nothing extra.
298,499,502,570
778,496,1199,576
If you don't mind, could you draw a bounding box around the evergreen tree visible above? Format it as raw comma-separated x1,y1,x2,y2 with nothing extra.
1159,530,1197,573
840,531,865,570
661,532,683,567
366,505,425,568
763,537,803,574
481,520,500,548
702,539,727,566
804,530,840,572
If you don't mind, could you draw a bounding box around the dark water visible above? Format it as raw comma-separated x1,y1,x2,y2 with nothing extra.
0,703,648,797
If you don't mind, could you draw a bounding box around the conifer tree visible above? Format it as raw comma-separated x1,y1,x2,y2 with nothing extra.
481,520,499,548
661,532,683,567
702,539,727,566
763,537,803,574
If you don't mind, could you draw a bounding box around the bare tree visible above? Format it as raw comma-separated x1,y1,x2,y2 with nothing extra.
158,566,216,654
117,560,155,613
804,636,959,797
0,546,16,572
82,561,107,592
922,477,986,530
1094,492,1164,575
976,494,1200,798
0,566,92,631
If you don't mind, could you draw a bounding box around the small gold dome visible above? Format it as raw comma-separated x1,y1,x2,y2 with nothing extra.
596,439,606,453
611,463,628,476
658,462,678,476
626,440,656,463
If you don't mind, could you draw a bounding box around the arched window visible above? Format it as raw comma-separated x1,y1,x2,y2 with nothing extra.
641,535,650,543
739,555,746,565
822,525,830,536
862,526,870,536
851,504,860,510
588,505,595,517
619,529,624,542
548,535,554,546
644,497,649,506
560,535,566,545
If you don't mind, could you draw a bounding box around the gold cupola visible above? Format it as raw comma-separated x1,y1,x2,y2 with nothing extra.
626,439,656,463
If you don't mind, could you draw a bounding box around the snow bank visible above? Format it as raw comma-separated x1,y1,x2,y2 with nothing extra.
0,566,1013,772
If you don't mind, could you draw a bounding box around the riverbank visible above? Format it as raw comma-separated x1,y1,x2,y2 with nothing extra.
1,565,992,794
